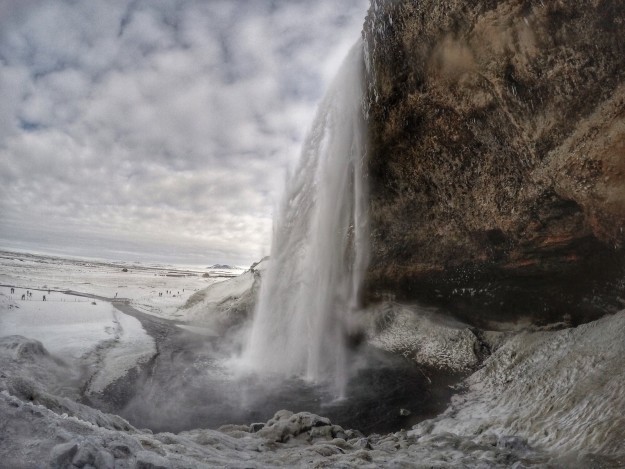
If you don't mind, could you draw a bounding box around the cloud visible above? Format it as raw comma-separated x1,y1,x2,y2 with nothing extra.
0,0,369,265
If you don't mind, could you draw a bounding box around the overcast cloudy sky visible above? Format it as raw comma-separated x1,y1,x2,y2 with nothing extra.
0,0,369,266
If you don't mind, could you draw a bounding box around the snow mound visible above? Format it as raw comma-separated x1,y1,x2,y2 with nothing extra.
0,335,49,361
85,311,156,395
0,335,80,400
365,302,484,372
179,259,267,332
413,310,625,459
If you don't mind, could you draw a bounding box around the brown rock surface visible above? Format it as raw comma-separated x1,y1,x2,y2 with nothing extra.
363,0,625,326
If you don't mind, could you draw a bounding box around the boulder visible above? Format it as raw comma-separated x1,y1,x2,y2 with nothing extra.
257,410,334,443
363,0,625,326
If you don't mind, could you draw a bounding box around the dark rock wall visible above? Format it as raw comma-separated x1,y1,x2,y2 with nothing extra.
363,0,625,326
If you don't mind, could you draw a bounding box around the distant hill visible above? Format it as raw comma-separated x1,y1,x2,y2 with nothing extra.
207,264,236,270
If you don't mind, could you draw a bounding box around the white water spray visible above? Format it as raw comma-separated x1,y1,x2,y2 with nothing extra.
243,40,368,393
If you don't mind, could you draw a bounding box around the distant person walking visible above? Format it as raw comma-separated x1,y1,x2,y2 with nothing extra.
43,295,46,301
10,287,14,294
21,294,25,300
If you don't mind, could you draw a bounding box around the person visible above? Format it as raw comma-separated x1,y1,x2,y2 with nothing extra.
10,287,14,294
43,295,46,301
21,294,25,300
114,292,118,298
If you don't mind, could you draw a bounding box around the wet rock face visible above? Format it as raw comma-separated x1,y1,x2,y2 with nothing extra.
363,0,625,326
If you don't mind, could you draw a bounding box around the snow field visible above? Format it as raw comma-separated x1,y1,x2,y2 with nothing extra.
0,250,243,320
0,286,155,395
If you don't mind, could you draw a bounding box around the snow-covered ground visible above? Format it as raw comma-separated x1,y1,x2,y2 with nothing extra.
412,310,625,458
0,287,117,361
0,249,250,400
0,249,245,321
0,285,155,396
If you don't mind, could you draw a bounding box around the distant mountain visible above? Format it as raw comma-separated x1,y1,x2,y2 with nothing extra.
207,264,236,270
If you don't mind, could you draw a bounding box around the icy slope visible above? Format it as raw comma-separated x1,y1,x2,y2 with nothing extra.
413,310,625,458
179,259,266,332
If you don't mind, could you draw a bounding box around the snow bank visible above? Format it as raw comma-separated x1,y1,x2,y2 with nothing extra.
0,288,156,397
412,310,625,459
179,259,267,332
0,289,121,362
3,301,624,466
365,302,486,372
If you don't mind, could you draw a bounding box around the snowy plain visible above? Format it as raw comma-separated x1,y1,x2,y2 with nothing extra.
0,249,245,321
0,249,247,398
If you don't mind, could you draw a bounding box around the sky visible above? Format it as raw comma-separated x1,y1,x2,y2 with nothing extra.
0,0,370,266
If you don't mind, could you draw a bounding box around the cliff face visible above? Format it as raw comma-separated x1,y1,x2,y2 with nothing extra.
363,0,625,326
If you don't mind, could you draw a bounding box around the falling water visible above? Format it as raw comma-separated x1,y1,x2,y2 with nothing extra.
243,39,368,394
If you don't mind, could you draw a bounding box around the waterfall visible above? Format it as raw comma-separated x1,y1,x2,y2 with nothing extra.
243,39,368,393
